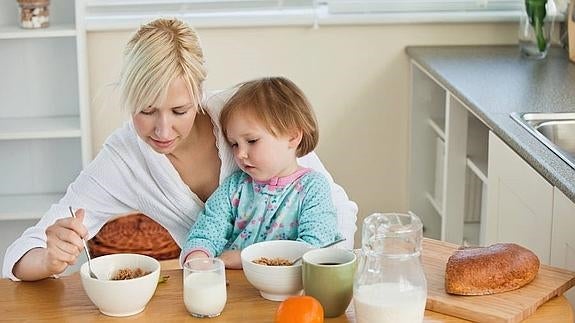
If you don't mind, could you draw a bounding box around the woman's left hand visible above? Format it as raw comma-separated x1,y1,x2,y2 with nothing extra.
219,250,242,269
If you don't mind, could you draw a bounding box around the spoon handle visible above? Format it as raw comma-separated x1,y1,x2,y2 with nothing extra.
68,206,92,262
292,237,347,265
320,237,347,249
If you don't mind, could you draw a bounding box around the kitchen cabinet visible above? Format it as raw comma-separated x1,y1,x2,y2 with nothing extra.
406,46,575,309
485,132,554,263
486,136,575,305
409,59,569,264
409,62,488,245
0,0,91,223
551,188,575,305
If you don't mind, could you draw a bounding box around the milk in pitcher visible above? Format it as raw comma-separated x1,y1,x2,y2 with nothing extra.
354,282,426,323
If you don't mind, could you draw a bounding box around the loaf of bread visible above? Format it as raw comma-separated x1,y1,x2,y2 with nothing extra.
445,243,540,295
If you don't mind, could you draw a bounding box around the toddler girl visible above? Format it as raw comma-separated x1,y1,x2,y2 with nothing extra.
180,77,340,268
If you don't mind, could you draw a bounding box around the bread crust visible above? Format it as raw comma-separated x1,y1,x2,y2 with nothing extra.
445,243,540,295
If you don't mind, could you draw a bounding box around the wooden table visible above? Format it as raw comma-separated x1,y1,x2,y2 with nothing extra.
0,269,572,322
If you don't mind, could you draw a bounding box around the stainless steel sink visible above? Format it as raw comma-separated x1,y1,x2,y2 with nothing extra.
510,112,575,169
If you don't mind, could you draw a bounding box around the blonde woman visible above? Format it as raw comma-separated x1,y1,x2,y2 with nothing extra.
2,18,357,281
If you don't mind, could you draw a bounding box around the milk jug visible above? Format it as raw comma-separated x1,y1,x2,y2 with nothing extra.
353,212,427,323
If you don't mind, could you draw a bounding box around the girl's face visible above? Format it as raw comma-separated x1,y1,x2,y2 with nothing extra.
132,77,197,154
225,112,301,181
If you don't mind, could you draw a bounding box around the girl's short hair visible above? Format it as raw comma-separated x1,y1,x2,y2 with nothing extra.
220,77,319,157
119,18,206,114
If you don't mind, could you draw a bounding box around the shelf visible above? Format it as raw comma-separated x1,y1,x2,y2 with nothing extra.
0,116,82,140
466,156,488,184
426,117,445,140
0,24,76,39
0,192,64,220
425,192,443,218
0,0,87,226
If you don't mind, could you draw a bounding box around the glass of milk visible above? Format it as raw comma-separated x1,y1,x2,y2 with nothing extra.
353,212,427,323
183,258,227,318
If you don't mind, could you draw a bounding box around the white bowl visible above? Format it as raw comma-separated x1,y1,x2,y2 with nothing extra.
80,253,160,317
241,240,313,301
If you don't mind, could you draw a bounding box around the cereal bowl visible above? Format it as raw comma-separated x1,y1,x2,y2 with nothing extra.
241,240,313,301
80,253,160,317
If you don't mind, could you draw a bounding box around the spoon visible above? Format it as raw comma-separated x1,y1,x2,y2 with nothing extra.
291,238,346,265
69,206,99,280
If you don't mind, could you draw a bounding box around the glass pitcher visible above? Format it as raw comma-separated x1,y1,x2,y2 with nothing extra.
353,212,427,323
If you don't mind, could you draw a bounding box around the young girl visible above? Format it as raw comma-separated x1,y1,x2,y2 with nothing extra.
181,77,340,268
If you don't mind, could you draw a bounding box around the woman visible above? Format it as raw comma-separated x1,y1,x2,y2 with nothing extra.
2,18,357,281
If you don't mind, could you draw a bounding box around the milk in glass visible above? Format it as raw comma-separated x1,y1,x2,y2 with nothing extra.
184,272,227,316
183,258,227,318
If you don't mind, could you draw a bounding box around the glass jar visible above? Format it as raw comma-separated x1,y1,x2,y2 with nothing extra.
353,212,427,323
519,0,554,59
17,0,50,29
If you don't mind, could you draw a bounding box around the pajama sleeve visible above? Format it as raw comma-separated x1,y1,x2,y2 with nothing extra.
296,172,340,247
180,173,239,263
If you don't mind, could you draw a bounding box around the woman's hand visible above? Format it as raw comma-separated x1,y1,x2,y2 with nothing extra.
43,208,88,275
219,250,242,269
12,208,88,281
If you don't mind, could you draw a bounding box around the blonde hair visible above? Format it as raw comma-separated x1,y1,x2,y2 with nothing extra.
119,18,206,114
220,77,319,157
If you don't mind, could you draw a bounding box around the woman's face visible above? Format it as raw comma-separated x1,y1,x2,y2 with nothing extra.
132,77,197,154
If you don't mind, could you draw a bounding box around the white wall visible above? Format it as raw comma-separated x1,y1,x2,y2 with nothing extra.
87,22,518,246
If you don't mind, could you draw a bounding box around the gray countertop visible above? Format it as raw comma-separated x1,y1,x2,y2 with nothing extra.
406,45,575,203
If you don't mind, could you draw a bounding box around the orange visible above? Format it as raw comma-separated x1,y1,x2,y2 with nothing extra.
275,295,324,323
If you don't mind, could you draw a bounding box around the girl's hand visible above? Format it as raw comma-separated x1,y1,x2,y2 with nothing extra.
184,250,209,264
219,250,242,269
43,208,87,275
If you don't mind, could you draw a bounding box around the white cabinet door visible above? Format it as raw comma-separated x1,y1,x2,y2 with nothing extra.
485,132,553,263
550,187,575,307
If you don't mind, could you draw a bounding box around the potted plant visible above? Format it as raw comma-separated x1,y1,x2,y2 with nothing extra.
519,0,554,59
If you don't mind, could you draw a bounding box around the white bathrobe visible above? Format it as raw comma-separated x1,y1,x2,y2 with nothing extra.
2,90,358,280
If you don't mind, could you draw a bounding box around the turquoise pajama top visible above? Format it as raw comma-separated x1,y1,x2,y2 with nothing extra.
182,168,340,258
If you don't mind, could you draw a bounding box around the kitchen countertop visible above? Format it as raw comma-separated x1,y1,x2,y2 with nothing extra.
406,45,575,203
1,239,572,322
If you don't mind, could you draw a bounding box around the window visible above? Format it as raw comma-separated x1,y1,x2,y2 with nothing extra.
326,0,522,14
85,0,318,30
84,0,564,30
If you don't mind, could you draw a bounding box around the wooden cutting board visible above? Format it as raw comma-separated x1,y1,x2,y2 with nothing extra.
422,238,575,322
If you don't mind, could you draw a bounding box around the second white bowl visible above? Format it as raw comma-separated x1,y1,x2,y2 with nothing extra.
241,240,313,301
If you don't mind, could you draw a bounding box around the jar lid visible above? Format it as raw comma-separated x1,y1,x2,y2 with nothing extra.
17,0,49,5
